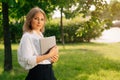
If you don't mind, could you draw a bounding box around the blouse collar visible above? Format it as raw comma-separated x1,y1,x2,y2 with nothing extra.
32,30,44,38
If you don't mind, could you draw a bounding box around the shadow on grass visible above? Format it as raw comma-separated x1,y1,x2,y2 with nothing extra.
54,48,120,80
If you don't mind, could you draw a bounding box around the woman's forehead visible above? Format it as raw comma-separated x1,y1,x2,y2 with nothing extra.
34,12,44,18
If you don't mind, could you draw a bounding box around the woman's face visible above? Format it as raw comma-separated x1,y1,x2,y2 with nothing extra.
31,12,45,31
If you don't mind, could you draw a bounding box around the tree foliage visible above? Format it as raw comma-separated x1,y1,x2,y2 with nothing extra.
51,0,111,42
1,0,113,43
75,0,112,42
109,0,120,20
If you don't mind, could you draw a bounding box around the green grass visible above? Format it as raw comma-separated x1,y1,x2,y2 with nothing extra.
0,42,120,80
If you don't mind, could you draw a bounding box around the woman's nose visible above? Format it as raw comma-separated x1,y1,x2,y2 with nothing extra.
38,19,41,24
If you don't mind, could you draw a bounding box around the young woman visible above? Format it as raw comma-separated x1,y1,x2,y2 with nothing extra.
17,7,59,80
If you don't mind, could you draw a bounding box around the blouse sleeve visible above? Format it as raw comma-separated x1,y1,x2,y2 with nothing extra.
17,33,37,70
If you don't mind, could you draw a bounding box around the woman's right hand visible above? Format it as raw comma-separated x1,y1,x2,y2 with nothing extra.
48,46,58,57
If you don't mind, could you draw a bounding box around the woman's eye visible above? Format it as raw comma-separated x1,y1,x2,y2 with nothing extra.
34,17,38,20
41,18,44,21
34,17,44,21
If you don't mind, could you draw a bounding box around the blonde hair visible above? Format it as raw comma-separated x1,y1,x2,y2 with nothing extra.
23,7,47,33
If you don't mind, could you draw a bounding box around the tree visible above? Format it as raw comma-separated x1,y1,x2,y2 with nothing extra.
2,2,12,71
51,0,110,42
91,0,120,27
72,0,111,42
60,6,64,44
1,0,25,71
0,3,2,41
50,0,78,45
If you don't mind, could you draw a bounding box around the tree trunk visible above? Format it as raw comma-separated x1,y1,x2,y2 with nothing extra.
2,2,13,71
11,32,16,43
60,7,64,45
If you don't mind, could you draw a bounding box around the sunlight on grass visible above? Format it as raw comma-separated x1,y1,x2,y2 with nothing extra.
54,43,120,80
75,70,120,80
1,43,120,80
88,70,120,80
83,43,120,61
0,44,4,49
10,70,15,76
11,44,19,50
0,67,3,75
60,42,120,61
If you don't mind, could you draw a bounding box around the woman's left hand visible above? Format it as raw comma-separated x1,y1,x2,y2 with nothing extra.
50,54,59,63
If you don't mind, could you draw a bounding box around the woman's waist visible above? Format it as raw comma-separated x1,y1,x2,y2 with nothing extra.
38,59,51,64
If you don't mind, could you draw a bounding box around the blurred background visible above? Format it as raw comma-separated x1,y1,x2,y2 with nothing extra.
1,0,120,44
1,0,120,80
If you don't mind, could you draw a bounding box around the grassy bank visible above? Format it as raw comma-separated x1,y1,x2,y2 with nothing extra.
0,42,120,80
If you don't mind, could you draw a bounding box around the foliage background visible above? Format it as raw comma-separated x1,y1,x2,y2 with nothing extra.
0,0,115,43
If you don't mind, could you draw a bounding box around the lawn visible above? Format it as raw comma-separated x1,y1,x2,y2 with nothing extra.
0,42,120,80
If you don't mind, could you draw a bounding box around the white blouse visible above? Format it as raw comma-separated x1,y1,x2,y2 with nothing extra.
17,31,51,70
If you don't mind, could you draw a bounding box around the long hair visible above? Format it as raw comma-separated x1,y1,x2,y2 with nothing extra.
23,7,47,33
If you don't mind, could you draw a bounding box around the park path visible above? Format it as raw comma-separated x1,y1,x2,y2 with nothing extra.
91,27,120,43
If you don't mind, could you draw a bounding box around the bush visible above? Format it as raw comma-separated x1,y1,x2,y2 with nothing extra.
44,21,61,42
76,17,108,42
45,16,106,43
45,17,84,43
8,16,107,43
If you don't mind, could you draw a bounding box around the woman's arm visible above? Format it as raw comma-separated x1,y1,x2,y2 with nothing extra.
36,46,58,63
18,33,37,69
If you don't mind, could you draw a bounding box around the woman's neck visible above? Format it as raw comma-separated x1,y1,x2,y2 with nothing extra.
33,30,41,35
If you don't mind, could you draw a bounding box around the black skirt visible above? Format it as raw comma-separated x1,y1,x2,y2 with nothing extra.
25,64,56,80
